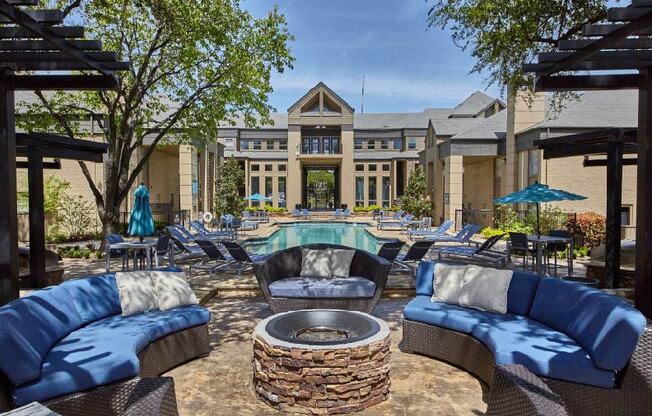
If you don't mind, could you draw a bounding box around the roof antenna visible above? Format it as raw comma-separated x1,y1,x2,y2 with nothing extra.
361,74,365,114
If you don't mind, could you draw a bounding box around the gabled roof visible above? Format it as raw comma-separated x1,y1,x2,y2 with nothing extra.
287,81,355,114
449,91,504,118
449,110,507,140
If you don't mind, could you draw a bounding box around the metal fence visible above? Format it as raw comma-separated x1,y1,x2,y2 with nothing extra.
118,208,190,232
454,209,577,232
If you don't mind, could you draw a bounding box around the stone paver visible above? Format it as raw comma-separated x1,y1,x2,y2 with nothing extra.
166,296,487,416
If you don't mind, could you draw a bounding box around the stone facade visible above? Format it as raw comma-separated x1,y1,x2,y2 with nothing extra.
253,335,391,414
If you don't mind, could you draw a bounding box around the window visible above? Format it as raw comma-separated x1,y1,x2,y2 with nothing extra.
251,164,259,172
355,177,364,207
355,164,364,172
393,139,402,150
241,140,249,150
253,139,262,150
266,140,275,150
279,140,288,150
223,138,235,150
621,206,632,226
278,177,286,208
382,177,390,208
355,139,363,150
380,139,389,150
278,164,286,172
528,150,539,177
265,177,273,205
251,177,260,206
264,164,273,172
367,140,376,150
368,177,377,206
408,138,417,149
368,164,377,172
382,164,390,172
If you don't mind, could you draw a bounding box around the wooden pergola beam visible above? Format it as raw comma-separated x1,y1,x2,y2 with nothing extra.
535,74,640,91
11,74,118,90
583,157,638,167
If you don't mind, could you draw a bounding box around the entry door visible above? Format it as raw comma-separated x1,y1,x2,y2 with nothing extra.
305,169,336,210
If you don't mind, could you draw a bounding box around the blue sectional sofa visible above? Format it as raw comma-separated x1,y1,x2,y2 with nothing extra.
401,261,651,416
0,270,210,414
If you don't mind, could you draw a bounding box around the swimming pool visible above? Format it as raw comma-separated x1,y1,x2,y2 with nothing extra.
246,222,384,254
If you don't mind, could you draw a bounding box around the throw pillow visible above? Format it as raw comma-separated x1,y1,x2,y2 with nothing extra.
300,248,332,277
150,271,198,311
115,271,159,317
431,263,468,304
330,249,355,277
458,265,513,314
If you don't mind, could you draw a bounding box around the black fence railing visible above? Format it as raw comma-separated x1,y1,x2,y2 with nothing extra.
454,209,577,233
118,208,190,233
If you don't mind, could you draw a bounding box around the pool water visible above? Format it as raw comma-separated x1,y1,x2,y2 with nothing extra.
246,222,383,254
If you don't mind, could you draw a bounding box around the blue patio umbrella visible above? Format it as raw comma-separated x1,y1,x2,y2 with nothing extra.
245,193,272,202
494,182,586,236
128,183,155,241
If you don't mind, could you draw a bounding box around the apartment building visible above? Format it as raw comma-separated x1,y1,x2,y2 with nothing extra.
219,82,505,210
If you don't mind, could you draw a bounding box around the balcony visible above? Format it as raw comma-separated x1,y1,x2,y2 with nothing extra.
298,137,343,159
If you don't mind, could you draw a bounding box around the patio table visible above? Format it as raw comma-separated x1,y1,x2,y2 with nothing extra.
105,240,157,272
527,235,573,277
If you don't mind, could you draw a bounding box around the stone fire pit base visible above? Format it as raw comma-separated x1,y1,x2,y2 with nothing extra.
252,312,391,414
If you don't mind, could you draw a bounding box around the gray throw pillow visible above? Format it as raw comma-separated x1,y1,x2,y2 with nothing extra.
431,263,467,304
115,271,159,316
458,265,513,314
150,271,198,311
300,248,331,277
330,249,355,277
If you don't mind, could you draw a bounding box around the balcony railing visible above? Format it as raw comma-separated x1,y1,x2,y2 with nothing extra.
299,143,342,155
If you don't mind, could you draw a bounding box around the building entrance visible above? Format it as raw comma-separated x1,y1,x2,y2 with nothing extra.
303,167,339,210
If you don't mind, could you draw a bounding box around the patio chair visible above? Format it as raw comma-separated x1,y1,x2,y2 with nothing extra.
220,241,267,274
301,209,310,219
376,240,405,262
242,211,264,226
508,232,536,270
291,208,302,218
105,233,129,271
256,210,270,223
408,219,454,240
190,239,236,277
190,220,237,239
435,233,507,266
152,234,171,268
378,213,414,230
545,229,573,276
394,240,436,273
341,207,351,218
333,208,342,219
425,223,482,246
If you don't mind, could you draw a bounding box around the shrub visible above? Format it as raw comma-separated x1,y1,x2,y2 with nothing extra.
57,194,96,239
494,204,520,230
524,205,568,235
567,212,606,248
400,168,432,217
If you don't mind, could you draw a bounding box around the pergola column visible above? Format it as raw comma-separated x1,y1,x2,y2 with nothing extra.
0,70,18,304
27,146,46,288
605,140,623,289
636,67,652,317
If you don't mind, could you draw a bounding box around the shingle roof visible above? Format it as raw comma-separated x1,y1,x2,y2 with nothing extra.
353,151,420,160
449,111,507,140
449,91,503,118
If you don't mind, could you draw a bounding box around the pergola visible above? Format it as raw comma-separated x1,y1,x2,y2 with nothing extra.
535,128,637,289
0,0,128,305
524,1,652,316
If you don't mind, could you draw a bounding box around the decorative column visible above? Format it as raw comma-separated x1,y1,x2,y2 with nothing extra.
444,155,464,224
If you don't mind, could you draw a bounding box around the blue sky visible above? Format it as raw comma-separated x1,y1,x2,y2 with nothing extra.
243,0,501,113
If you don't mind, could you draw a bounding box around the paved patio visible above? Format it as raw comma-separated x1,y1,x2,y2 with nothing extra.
165,295,488,415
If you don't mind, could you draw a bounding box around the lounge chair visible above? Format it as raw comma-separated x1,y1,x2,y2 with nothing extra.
378,213,414,230
291,208,302,218
408,219,454,240
376,240,405,262
301,209,310,219
220,241,267,273
190,220,237,239
333,208,342,219
425,223,482,247
190,239,237,277
341,207,351,218
435,233,507,266
394,240,436,272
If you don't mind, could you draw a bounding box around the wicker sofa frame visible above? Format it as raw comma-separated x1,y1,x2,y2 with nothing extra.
401,319,652,416
0,323,210,416
252,243,391,313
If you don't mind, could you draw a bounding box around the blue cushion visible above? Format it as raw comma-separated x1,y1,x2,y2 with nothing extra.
62,274,121,324
404,296,512,334
12,321,149,406
506,271,540,315
529,278,647,371
269,276,376,298
415,261,435,296
0,285,83,385
83,305,210,342
472,316,616,388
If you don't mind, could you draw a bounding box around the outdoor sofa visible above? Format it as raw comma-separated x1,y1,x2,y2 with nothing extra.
0,268,210,415
252,243,391,313
401,261,650,416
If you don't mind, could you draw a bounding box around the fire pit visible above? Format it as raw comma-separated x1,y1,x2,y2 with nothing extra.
252,310,391,414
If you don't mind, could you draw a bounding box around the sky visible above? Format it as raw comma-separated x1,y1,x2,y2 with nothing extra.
242,0,501,114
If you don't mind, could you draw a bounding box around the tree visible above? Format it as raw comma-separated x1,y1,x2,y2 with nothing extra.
427,0,607,92
214,158,245,217
18,0,293,238
400,168,432,218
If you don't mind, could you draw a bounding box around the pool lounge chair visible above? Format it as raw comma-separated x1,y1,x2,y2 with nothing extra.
190,220,238,239
220,241,267,274
242,211,263,227
377,240,405,263
291,208,303,218
378,213,414,230
191,239,237,277
408,219,454,240
425,223,482,247
435,233,507,266
341,207,351,218
333,208,342,219
301,209,310,219
394,240,436,273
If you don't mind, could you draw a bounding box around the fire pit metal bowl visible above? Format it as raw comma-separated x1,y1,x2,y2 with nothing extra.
253,309,391,414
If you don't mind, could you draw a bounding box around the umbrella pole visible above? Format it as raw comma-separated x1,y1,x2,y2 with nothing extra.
536,203,541,237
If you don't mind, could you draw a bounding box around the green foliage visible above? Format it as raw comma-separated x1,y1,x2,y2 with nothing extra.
214,158,245,217
44,176,70,215
306,170,335,190
400,168,432,218
524,205,568,235
56,194,96,239
494,204,520,230
353,205,382,213
427,0,607,92
19,0,294,233
567,212,606,248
